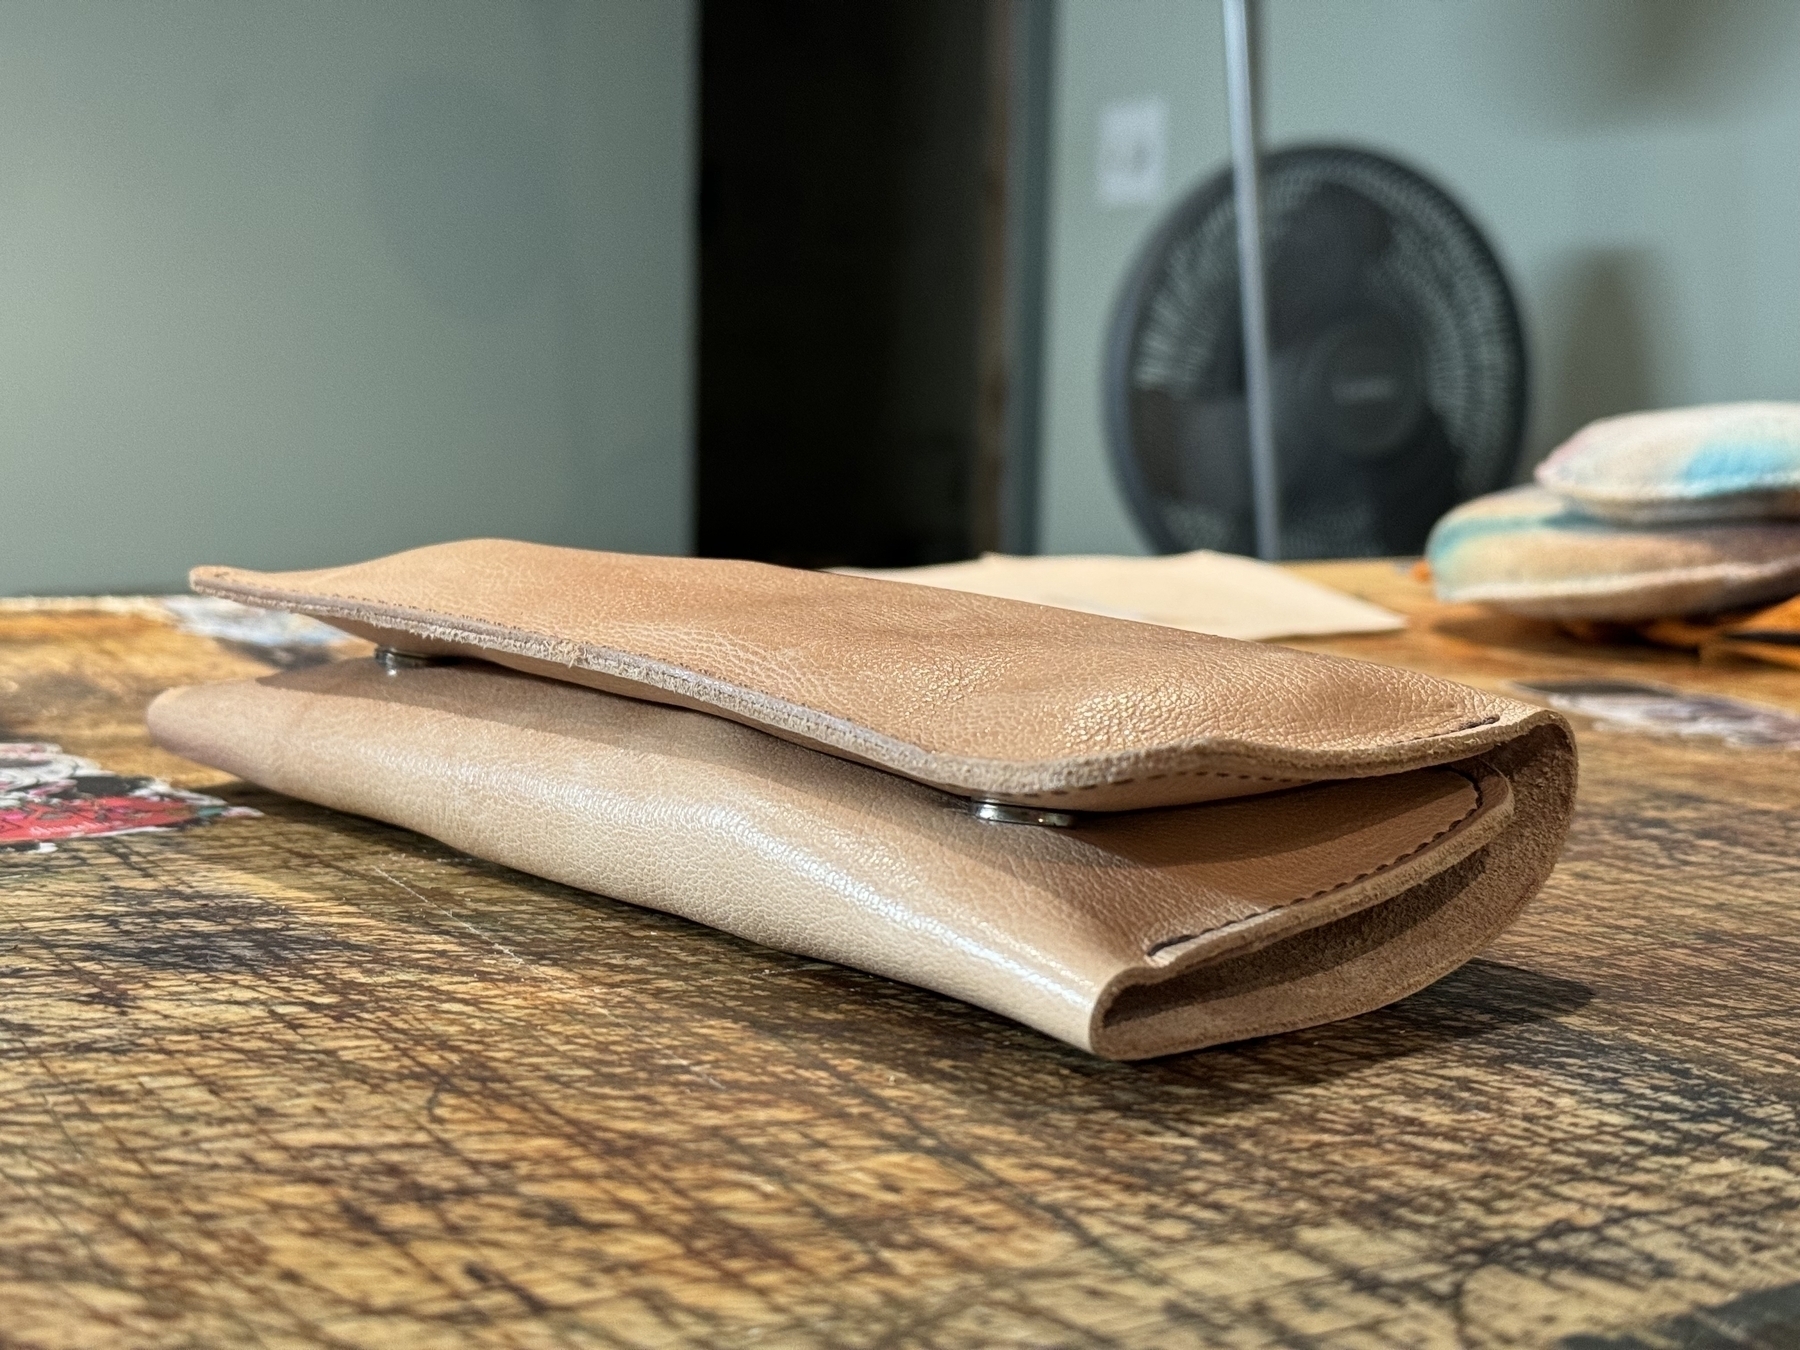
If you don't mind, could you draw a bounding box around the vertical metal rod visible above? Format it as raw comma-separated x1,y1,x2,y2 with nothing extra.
1221,0,1280,560
994,0,1054,556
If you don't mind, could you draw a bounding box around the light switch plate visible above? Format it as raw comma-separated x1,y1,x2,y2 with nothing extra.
1097,98,1168,208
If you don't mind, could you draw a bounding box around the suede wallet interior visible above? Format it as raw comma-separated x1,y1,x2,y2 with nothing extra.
148,539,1577,1059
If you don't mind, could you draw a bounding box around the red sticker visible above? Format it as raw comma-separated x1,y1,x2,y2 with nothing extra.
0,742,257,850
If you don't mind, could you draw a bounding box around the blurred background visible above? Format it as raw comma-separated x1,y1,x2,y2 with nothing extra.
5,0,1800,593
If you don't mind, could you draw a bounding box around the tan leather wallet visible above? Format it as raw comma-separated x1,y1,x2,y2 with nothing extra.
148,539,1577,1059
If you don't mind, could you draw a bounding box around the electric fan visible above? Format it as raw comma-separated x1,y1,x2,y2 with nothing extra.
1104,145,1527,559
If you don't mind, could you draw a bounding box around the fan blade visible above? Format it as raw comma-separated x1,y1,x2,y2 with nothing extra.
1174,395,1252,512
1265,181,1392,345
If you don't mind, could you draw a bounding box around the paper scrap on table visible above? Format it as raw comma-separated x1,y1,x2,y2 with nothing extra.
1512,679,1800,751
840,551,1406,641
161,595,348,649
0,595,350,651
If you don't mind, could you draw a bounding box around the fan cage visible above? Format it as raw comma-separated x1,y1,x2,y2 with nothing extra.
1105,144,1527,558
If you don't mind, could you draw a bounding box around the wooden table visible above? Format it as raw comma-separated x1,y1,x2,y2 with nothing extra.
3,567,1799,1349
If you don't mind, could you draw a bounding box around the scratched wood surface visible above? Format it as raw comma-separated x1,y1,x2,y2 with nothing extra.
2,571,1800,1350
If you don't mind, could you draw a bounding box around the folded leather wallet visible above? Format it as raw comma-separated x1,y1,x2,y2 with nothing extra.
148,539,1577,1059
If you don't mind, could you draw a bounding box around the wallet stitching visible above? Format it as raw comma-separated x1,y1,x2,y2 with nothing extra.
1042,769,1306,795
1293,780,1482,903
1033,719,1499,794
1144,770,1485,954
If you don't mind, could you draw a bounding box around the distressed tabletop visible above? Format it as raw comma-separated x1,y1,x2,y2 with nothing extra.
2,567,1799,1350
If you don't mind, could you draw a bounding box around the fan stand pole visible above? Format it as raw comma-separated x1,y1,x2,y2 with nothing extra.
1221,0,1280,560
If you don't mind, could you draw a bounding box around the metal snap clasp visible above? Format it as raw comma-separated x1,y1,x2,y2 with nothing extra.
967,799,1079,828
373,646,450,675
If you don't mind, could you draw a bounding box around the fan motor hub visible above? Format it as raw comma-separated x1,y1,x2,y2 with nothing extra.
1287,313,1425,462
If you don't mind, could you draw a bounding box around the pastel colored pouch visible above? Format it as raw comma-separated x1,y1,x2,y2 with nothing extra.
148,539,1577,1060
1427,485,1800,621
1536,403,1800,525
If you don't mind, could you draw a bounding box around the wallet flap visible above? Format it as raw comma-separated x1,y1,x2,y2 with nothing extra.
192,539,1554,810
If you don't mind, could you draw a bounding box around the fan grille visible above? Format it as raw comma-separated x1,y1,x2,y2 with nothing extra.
1107,145,1526,559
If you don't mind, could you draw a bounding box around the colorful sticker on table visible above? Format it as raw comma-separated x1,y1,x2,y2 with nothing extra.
0,742,258,852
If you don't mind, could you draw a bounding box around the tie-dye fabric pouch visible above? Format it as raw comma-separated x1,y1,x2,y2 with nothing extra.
1426,485,1800,620
1535,403,1800,525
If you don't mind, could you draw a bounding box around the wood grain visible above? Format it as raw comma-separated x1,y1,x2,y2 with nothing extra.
2,575,1798,1349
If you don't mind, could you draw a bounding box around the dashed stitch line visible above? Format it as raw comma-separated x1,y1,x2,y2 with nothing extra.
1044,769,1306,797
1142,770,1485,957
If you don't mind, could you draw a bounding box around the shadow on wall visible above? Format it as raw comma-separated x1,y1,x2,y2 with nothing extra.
1468,0,1800,128
1519,248,1657,478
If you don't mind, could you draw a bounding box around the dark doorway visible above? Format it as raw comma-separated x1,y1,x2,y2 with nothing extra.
697,1,1019,568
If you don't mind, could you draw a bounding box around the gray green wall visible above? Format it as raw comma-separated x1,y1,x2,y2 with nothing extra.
1,0,693,595
1038,0,1800,554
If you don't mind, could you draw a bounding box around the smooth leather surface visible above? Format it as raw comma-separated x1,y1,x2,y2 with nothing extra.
148,659,1577,1059
192,541,1554,810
